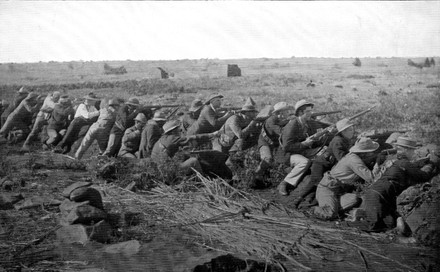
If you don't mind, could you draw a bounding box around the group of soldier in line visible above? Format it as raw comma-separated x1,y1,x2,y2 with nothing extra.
0,86,438,235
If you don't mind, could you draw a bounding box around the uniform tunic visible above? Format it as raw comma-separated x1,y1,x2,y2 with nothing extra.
139,120,163,158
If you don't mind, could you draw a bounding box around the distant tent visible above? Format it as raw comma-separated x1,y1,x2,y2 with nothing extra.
352,58,362,67
227,64,241,77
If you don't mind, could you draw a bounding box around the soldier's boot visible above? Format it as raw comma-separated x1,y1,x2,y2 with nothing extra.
277,181,288,196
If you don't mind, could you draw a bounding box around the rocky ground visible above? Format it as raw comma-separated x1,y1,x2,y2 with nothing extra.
1,142,440,272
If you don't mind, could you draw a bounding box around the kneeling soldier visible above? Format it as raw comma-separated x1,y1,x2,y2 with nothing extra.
151,120,217,174
118,113,147,158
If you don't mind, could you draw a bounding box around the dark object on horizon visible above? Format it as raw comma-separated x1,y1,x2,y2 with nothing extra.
157,67,170,79
306,80,316,87
424,58,431,68
103,63,127,75
227,64,241,77
353,58,362,67
430,58,435,67
407,59,424,69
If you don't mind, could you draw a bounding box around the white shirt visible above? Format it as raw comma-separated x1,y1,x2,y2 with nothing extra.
74,103,100,119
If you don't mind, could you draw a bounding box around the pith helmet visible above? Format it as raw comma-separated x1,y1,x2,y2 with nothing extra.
336,118,354,134
189,99,204,112
395,137,417,149
108,99,120,107
294,99,314,115
152,111,167,121
134,113,147,123
126,97,140,106
205,93,224,105
349,137,379,153
273,102,293,114
163,120,181,134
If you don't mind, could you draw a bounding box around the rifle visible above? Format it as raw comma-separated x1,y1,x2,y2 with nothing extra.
141,104,181,109
311,110,342,118
217,106,242,114
166,107,181,120
307,105,376,142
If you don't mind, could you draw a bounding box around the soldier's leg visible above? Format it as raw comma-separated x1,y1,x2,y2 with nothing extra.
96,128,111,155
0,114,17,138
45,128,59,146
255,145,272,177
75,124,99,160
313,183,339,220
23,115,46,147
103,127,123,157
283,154,311,187
180,157,203,175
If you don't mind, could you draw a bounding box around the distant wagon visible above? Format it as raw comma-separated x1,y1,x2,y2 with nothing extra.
103,63,127,75
227,64,241,77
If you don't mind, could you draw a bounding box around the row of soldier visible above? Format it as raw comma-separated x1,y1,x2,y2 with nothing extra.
0,87,438,235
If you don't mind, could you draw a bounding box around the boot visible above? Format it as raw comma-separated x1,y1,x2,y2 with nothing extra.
278,181,288,196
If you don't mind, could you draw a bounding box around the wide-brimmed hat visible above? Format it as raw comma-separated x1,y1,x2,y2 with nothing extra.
395,137,417,149
163,120,181,134
18,87,28,94
205,94,224,105
126,97,140,106
84,93,100,101
59,95,71,105
52,91,61,98
336,118,354,134
273,102,294,114
189,99,204,112
349,137,379,153
240,97,258,112
108,99,120,107
134,113,147,123
294,99,314,115
152,111,167,121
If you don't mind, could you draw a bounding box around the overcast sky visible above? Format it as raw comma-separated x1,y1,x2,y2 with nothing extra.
1,1,439,63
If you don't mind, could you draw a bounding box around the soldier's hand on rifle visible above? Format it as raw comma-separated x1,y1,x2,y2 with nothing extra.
302,137,314,148
209,130,220,139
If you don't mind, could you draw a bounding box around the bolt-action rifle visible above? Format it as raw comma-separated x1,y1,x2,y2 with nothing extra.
307,105,377,142
311,110,342,118
217,106,242,115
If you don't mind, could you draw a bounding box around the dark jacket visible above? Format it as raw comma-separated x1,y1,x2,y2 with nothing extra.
139,120,163,158
281,117,317,154
187,105,224,135
47,104,75,131
258,115,288,148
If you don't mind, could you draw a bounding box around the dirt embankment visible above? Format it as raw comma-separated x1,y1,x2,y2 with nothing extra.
1,143,440,272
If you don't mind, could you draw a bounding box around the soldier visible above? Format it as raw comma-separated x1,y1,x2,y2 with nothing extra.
313,137,379,220
21,91,61,151
0,100,9,119
103,97,141,157
253,102,293,187
139,111,167,158
277,100,330,196
187,94,233,137
75,99,120,160
212,98,261,170
118,113,147,158
43,95,75,149
353,137,436,233
1,87,28,128
55,93,100,154
180,99,203,134
293,118,355,208
0,92,40,144
151,120,218,174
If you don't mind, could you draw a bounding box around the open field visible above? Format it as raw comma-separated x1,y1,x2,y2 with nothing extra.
1,57,440,271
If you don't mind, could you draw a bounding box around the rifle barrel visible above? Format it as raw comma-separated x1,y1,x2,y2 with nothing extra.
348,105,376,121
311,110,342,118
